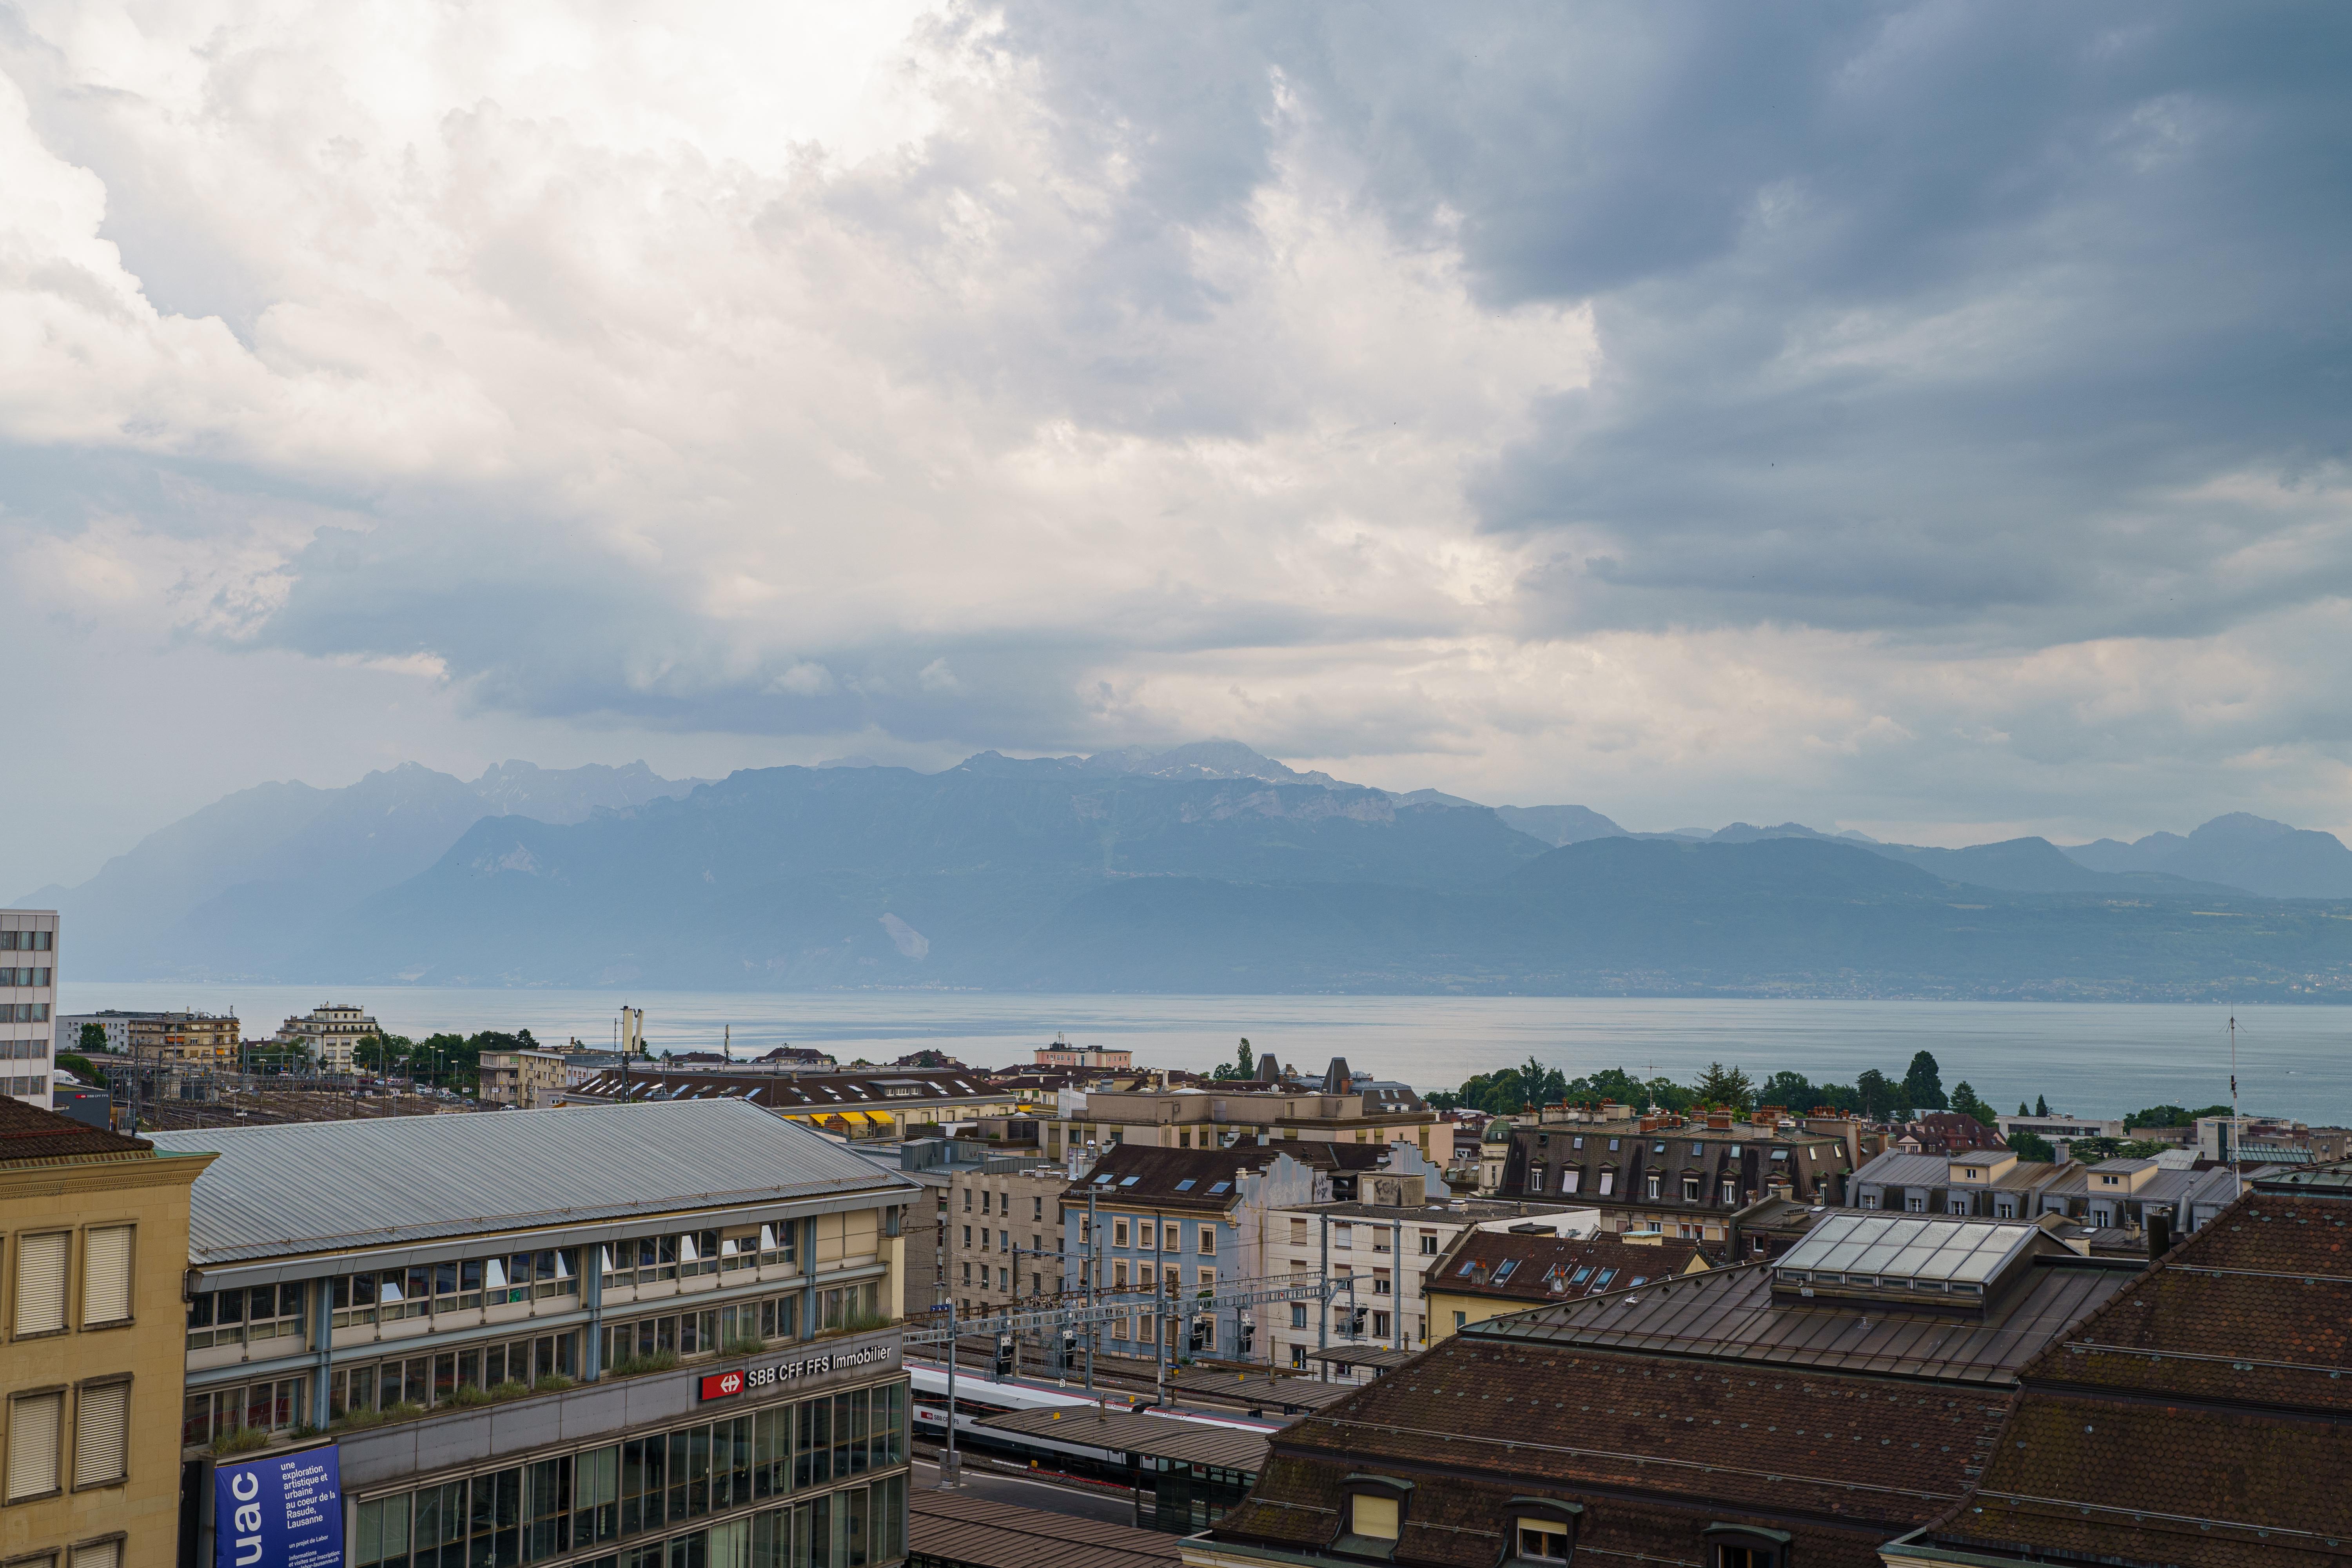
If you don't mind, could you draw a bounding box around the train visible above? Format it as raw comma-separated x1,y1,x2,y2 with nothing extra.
906,1360,1277,1480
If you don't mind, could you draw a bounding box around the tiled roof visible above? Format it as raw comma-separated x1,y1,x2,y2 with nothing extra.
1064,1142,1279,1210
1432,1231,1705,1305
1474,1250,2135,1384
978,1405,1271,1471
150,1099,918,1265
566,1067,1003,1107
1917,1181,2352,1566
1216,1335,2010,1566
0,1095,152,1163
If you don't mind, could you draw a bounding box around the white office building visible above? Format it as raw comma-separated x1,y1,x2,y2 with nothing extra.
2,909,58,1108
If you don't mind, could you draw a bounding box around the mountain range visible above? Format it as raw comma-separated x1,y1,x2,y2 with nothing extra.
19,742,2352,998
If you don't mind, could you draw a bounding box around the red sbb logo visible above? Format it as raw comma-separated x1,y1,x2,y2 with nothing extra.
700,1370,745,1401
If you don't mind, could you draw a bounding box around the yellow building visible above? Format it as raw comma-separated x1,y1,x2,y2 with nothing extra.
0,1098,215,1568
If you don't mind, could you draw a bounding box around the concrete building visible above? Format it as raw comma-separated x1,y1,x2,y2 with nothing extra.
1497,1104,1855,1245
1852,1146,2242,1234
274,1003,379,1074
1034,1035,1133,1069
149,1099,918,1568
2,909,58,1108
479,1047,571,1109
944,1154,1069,1320
1044,1058,1439,1166
1996,1110,2124,1143
56,1010,241,1071
0,1096,216,1568
1259,1178,1596,1371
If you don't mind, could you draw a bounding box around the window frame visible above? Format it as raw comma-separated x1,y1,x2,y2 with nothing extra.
80,1226,136,1330
1504,1495,1584,1565
5,1385,68,1504
1331,1474,1412,1560
71,1377,133,1492
1703,1522,1791,1568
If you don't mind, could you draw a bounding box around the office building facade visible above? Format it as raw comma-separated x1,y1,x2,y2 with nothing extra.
2,910,58,1108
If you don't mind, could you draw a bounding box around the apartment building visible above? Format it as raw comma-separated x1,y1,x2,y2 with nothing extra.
274,1004,380,1074
55,1011,242,1072
479,1048,571,1109
2,910,58,1108
1852,1146,2242,1233
149,1099,919,1568
1033,1036,1132,1069
1258,1174,1593,1371
1,1098,216,1568
1498,1104,1854,1243
944,1156,1068,1319
1060,1144,1329,1368
1045,1059,1438,1165
565,1067,1027,1138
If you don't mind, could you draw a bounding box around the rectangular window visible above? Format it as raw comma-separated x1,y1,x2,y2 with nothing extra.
73,1381,130,1488
1682,1177,1700,1202
1198,1229,1216,1256
1333,1224,1352,1250
1518,1519,1570,1561
1350,1495,1399,1541
82,1227,134,1327
7,1389,63,1500
1112,1220,1129,1247
16,1231,69,1335
1646,1175,1662,1200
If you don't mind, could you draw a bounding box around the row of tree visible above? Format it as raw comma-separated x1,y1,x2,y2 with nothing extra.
1429,1050,1991,1125
353,1029,551,1094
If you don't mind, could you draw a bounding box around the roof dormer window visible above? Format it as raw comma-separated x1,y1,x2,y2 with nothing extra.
1334,1475,1412,1561
1506,1497,1583,1565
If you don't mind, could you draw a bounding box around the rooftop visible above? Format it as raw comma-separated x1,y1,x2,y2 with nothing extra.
977,1406,1272,1472
0,1095,153,1164
1775,1212,2043,1295
1065,1142,1280,1210
566,1066,1004,1108
1472,1244,2136,1385
149,1099,917,1267
909,1489,1181,1568
1434,1230,1707,1305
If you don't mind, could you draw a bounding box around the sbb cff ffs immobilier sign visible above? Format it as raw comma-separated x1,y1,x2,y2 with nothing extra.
700,1370,745,1400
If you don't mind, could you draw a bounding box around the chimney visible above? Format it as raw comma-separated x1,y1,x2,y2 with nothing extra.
2148,1210,2173,1258
1707,1111,1733,1131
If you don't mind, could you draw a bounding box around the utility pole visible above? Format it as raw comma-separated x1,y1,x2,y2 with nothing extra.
2229,1014,2243,1201
1318,1214,1330,1381
1392,1217,1405,1352
1085,1190,1098,1393
939,1296,960,1488
1154,1210,1168,1406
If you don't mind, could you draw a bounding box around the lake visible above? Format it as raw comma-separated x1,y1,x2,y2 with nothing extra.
58,985,2352,1125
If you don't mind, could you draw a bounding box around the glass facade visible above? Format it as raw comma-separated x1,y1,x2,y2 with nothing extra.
352,1384,907,1568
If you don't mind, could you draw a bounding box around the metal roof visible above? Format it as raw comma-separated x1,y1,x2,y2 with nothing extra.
1474,1253,2137,1385
978,1406,1271,1472
909,1489,1181,1568
1168,1367,1357,1411
149,1100,919,1265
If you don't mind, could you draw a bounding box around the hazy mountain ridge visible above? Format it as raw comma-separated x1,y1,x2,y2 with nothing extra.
32,737,2352,994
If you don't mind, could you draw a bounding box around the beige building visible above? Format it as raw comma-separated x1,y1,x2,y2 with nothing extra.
479,1047,570,1109
1045,1059,1438,1165
1034,1035,1133,1069
272,1004,378,1074
2,910,59,1109
946,1156,1069,1319
0,1096,215,1568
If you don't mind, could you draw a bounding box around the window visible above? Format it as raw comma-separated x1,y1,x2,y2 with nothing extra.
1706,1524,1789,1568
962,1189,971,1211
71,1542,120,1568
7,1389,63,1500
1860,1192,1879,1209
1561,1169,1581,1194
1333,1224,1352,1250
16,1231,69,1335
1198,1229,1216,1256
82,1228,134,1327
1113,1220,1129,1247
1906,1196,1927,1213
1517,1517,1572,1562
1139,1223,1156,1250
1645,1175,1662,1200
1681,1176,1700,1202
1419,1232,1437,1255
1290,1304,1307,1328
1529,1164,1547,1192
74,1380,130,1488
1452,1310,1466,1328
1033,1197,1044,1222
1598,1170,1615,1196
1720,1181,1737,1206
1289,1218,1308,1245
1352,1495,1398,1539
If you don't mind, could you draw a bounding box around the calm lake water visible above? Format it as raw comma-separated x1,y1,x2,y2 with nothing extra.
61,985,2352,1125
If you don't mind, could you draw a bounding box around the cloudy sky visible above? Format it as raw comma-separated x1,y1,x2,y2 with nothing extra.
5,1,2349,890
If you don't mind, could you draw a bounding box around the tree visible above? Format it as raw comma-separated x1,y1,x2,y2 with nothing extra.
2035,1094,2049,1117
1690,1062,1756,1113
78,1022,108,1056
58,1053,98,1082
2008,1131,2057,1162
1901,1051,1947,1112
1211,1038,1256,1082
2018,1101,2030,1116
1949,1081,1999,1129
1856,1069,1898,1120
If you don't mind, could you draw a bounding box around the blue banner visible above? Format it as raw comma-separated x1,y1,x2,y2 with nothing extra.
215,1446,344,1568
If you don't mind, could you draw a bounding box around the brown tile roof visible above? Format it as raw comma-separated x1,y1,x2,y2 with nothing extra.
1063,1142,1287,1210
1431,1230,1706,1305
1475,1253,2136,1384
1216,1335,2012,1566
908,1488,1181,1568
0,1095,151,1163
1918,1183,2352,1566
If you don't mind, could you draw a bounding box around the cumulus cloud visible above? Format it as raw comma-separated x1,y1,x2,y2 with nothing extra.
2,0,2348,881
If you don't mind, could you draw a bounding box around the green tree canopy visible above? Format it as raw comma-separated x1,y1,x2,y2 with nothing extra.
78,1022,109,1055
1949,1080,2000,1129
1211,1038,1256,1082
1855,1068,1899,1120
2126,1102,2231,1127
1690,1062,1757,1112
1901,1051,1947,1111
2035,1094,2049,1116
2007,1131,2057,1162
